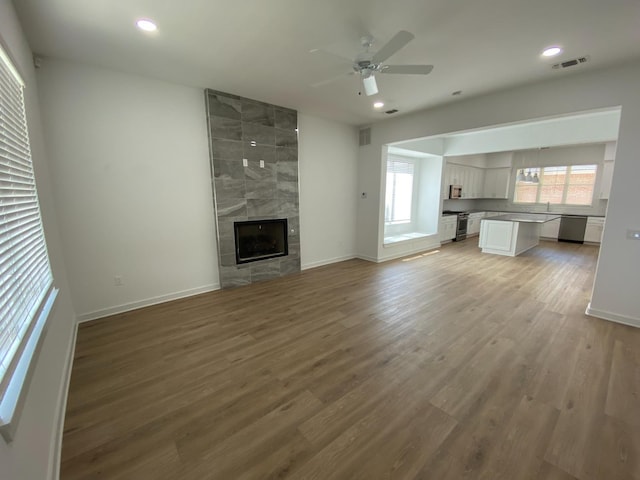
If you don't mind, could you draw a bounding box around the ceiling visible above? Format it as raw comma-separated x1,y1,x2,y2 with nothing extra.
12,0,640,126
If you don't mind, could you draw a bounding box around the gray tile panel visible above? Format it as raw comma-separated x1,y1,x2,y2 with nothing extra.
216,198,247,218
243,143,276,163
276,146,298,163
275,128,298,147
210,116,242,141
247,198,279,218
277,160,298,182
242,122,276,145
208,93,241,120
211,138,243,160
242,100,275,127
214,177,246,198
279,257,301,276
244,161,276,182
274,108,297,131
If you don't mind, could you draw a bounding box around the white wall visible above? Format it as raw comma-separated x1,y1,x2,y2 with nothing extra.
298,114,358,269
357,60,640,325
36,59,220,320
0,1,77,478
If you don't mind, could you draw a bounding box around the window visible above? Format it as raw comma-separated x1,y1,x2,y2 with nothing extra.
514,165,597,205
0,44,56,441
385,159,415,224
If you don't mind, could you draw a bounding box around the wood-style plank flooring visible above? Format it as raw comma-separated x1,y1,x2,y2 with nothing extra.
61,240,640,479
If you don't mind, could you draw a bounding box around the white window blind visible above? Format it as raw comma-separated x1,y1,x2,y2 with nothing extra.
0,45,53,401
385,159,414,223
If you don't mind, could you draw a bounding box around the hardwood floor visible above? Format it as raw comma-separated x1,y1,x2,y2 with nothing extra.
60,240,640,479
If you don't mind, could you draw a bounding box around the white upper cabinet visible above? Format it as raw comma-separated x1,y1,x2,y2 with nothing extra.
483,168,511,199
443,163,486,199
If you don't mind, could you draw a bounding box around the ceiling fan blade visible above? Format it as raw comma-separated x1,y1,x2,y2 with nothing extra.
363,75,378,96
372,30,415,64
382,64,434,75
309,48,354,65
310,71,353,88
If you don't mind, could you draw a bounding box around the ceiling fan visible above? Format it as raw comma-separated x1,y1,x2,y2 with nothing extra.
313,30,433,96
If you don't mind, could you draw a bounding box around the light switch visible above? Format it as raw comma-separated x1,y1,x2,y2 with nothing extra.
242,158,248,167
260,160,265,168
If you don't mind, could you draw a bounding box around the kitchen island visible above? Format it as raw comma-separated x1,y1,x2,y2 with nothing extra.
479,213,561,256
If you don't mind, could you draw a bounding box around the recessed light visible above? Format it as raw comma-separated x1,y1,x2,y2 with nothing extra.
136,19,158,32
542,46,562,57
373,102,384,109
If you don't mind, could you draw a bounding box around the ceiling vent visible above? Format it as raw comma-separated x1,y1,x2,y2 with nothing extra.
359,127,371,146
552,56,589,70
385,109,399,115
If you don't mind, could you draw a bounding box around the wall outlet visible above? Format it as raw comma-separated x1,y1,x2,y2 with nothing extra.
114,275,123,286
259,160,265,168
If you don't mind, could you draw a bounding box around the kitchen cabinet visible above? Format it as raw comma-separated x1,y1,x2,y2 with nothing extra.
439,215,457,242
540,218,560,239
599,160,614,200
584,217,605,243
468,212,485,236
443,163,485,199
483,168,511,199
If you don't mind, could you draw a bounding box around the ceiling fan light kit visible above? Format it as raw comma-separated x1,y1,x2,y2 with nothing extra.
363,75,378,96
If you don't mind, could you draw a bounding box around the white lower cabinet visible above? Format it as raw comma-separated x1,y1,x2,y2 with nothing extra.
467,212,485,236
440,216,457,242
540,218,560,239
584,217,605,243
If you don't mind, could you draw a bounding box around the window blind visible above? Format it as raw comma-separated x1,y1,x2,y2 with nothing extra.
0,46,53,397
385,159,415,223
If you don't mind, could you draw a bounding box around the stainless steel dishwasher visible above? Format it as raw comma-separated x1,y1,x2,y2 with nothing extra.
558,215,587,243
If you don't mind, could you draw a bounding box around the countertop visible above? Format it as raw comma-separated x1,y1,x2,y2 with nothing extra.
483,213,562,223
442,210,605,218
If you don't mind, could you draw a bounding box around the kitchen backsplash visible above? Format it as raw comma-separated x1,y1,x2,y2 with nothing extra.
443,198,608,216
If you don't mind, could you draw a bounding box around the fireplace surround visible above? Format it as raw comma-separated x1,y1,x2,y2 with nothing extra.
205,89,300,288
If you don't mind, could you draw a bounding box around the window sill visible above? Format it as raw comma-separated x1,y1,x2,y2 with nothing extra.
0,286,59,443
383,232,432,245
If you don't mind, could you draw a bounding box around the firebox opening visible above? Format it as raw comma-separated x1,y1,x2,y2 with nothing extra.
234,219,288,264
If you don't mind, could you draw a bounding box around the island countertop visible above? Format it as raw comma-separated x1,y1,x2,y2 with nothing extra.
483,213,561,223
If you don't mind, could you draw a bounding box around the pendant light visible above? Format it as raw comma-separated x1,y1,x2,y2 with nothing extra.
525,169,533,182
532,172,539,183
517,169,526,182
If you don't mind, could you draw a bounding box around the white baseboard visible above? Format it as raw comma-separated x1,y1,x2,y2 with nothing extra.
585,303,640,329
77,284,220,323
301,254,356,270
355,254,378,263
49,319,78,480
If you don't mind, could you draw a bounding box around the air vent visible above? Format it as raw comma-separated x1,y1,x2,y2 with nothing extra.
359,127,371,146
552,56,589,70
385,109,399,115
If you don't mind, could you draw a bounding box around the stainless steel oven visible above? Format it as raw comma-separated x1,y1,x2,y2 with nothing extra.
455,212,469,241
